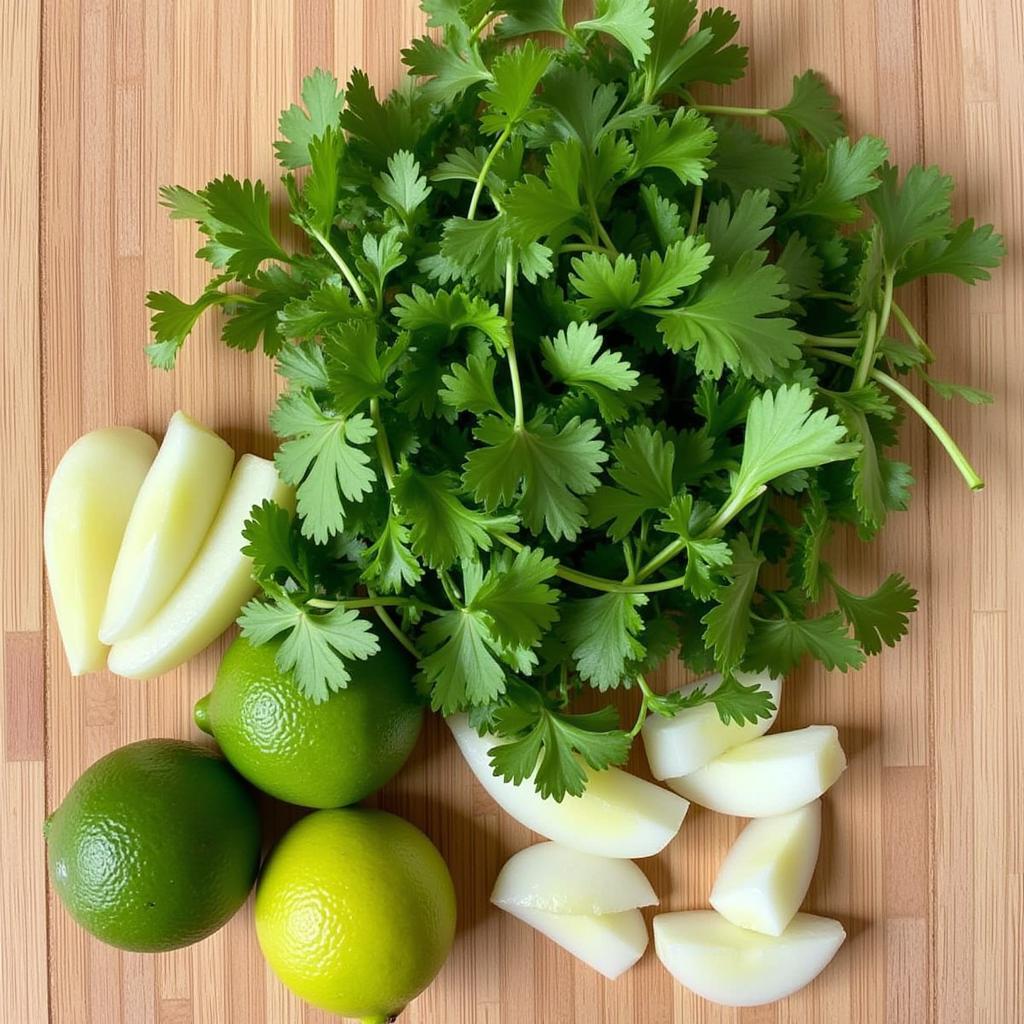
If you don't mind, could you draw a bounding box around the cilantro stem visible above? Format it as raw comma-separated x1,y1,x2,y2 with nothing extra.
801,334,858,348
306,596,443,615
638,475,769,581
492,533,690,594
892,303,936,362
503,256,526,429
305,222,371,310
372,604,422,659
750,495,768,550
852,310,879,389
469,10,498,42
468,126,511,220
690,103,771,119
623,540,637,583
369,397,397,489
585,191,619,256
808,347,985,490
762,587,791,618
688,184,703,234
853,271,894,389
809,290,855,303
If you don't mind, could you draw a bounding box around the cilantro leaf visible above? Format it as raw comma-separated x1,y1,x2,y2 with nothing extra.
771,70,844,148
921,375,994,405
662,673,778,726
896,217,1006,285
776,232,824,300
657,493,733,598
867,163,953,268
471,548,561,649
197,176,288,276
640,184,687,247
279,276,367,340
392,468,517,569
562,592,648,690
402,29,491,104
241,499,309,589
726,384,860,515
540,321,639,409
631,108,717,186
303,128,344,234
589,426,676,540
487,690,630,800
145,276,234,369
577,0,655,65
672,6,748,86
464,413,608,540
374,150,432,223
701,534,763,669
394,284,511,350
657,253,803,380
496,0,569,38
361,516,423,594
221,266,306,358
703,189,775,267
786,135,889,222
270,390,377,543
642,0,699,97
832,572,917,656
746,610,865,674
708,120,798,195
570,238,712,317
238,596,380,702
792,486,830,601
323,320,390,415
340,69,428,169
275,69,345,169
479,39,551,134
504,139,584,244
420,614,508,713
440,353,506,416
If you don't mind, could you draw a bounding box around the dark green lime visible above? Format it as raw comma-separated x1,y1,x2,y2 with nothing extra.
195,632,423,809
45,739,261,952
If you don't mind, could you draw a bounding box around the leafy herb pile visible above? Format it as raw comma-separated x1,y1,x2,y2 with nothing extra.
148,0,1004,800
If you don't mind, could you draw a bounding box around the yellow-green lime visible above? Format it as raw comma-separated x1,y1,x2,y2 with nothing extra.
44,739,261,952
195,633,423,808
255,808,456,1023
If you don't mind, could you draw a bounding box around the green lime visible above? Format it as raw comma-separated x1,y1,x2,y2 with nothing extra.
195,632,423,809
255,808,456,1023
44,738,261,952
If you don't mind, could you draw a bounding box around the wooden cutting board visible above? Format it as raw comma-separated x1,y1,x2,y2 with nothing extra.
3,1,1021,1020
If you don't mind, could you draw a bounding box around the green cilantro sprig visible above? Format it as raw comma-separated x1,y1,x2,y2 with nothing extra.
148,0,1003,801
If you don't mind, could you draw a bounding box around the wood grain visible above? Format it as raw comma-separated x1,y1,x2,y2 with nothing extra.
1,0,1021,1020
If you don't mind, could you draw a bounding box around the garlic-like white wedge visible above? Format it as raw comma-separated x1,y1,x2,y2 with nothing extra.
642,670,782,779
44,427,158,674
501,904,648,980
710,801,821,936
491,842,657,915
448,715,688,859
99,411,234,643
667,726,846,817
654,910,845,1006
108,455,292,678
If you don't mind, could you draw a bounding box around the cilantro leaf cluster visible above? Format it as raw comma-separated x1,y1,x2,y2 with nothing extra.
148,0,1002,801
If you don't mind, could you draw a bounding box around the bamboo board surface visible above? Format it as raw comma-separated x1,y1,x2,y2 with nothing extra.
2,0,1022,1021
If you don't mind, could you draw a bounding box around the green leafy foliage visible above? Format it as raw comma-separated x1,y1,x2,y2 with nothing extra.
148,0,1003,801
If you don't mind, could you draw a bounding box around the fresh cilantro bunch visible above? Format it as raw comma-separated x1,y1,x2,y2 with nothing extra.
148,0,1004,800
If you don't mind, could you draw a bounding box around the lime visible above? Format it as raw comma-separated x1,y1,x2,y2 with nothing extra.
195,633,423,808
255,808,456,1023
44,738,261,952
